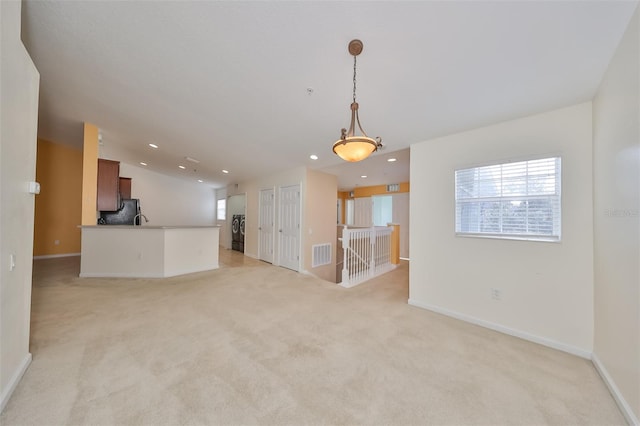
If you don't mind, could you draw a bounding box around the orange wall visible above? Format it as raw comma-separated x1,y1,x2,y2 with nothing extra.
33,139,83,256
338,182,410,200
352,182,410,198
81,123,99,225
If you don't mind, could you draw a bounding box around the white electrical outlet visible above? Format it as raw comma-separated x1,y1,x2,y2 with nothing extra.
9,254,16,271
491,288,502,300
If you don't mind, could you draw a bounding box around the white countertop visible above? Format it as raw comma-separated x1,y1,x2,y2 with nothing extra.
80,225,221,229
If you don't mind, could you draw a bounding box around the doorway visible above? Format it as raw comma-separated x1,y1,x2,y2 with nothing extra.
226,193,246,250
278,184,300,271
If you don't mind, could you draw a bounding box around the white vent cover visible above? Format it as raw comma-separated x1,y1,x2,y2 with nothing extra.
312,243,332,267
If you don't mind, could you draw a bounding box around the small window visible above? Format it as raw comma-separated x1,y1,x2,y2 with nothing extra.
217,199,226,221
455,157,561,241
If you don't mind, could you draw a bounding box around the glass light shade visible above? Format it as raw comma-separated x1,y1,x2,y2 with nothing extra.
333,136,378,162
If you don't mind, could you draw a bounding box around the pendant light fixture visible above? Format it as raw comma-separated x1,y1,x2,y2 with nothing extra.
332,39,382,162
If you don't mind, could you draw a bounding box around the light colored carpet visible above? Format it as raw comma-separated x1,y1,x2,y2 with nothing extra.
1,250,625,425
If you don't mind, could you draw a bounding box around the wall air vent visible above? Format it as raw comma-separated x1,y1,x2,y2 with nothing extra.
312,243,332,268
387,184,400,192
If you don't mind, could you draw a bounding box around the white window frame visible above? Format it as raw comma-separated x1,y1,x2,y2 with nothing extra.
216,198,226,221
455,156,561,242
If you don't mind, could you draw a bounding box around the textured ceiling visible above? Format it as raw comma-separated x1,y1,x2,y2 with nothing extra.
21,1,637,190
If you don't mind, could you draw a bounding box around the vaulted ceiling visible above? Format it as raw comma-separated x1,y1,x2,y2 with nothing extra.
21,1,637,190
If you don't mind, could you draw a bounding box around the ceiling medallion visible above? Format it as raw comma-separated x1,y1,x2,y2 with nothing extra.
332,39,382,162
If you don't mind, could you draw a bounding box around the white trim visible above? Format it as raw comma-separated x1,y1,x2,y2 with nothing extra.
244,252,259,260
79,272,164,278
592,353,639,426
1,353,32,413
407,299,592,359
33,253,80,260
79,265,219,279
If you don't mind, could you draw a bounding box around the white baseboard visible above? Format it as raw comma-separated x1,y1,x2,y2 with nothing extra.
339,280,360,289
33,253,80,260
407,299,592,359
592,353,639,426
0,353,32,413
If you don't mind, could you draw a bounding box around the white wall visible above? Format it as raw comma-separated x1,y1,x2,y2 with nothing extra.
119,162,215,226
0,0,40,411
215,187,228,248
592,5,640,423
409,103,594,356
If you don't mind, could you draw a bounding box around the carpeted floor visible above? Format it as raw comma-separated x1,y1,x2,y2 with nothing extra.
1,250,625,425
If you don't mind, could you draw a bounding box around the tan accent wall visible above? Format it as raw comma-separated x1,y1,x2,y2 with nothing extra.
352,182,409,198
33,139,83,256
81,123,99,225
305,169,338,282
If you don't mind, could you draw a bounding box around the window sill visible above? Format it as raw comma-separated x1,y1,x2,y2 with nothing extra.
455,233,561,243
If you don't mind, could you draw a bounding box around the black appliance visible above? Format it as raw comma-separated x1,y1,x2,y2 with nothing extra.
232,214,245,252
99,199,140,225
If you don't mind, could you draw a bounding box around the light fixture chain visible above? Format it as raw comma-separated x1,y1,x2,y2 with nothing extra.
352,55,357,103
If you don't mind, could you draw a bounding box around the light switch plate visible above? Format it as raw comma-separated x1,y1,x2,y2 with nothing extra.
28,181,41,194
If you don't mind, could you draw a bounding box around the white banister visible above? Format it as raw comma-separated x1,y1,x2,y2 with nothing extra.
339,225,396,288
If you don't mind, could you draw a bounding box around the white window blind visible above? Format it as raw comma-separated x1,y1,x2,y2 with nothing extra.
455,157,561,241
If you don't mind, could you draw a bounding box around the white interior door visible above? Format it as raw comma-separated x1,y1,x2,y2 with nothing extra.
259,188,275,263
279,184,300,271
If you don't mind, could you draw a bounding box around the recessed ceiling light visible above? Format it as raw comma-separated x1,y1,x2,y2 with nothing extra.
197,179,203,183
185,156,200,164
139,162,147,166
148,143,158,149
310,154,318,160
387,158,397,162
178,165,186,169
361,175,367,178
222,169,229,174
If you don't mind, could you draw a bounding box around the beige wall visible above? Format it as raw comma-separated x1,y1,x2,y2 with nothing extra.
227,167,305,263
593,5,640,423
0,0,40,411
33,139,83,256
305,169,338,282
409,102,594,356
227,166,337,281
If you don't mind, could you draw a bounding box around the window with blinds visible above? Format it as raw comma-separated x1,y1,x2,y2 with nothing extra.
455,157,561,241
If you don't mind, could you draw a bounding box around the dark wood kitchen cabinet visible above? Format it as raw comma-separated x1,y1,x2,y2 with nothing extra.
119,177,132,199
97,158,120,211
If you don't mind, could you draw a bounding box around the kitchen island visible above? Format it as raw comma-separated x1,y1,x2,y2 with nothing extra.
80,225,220,278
